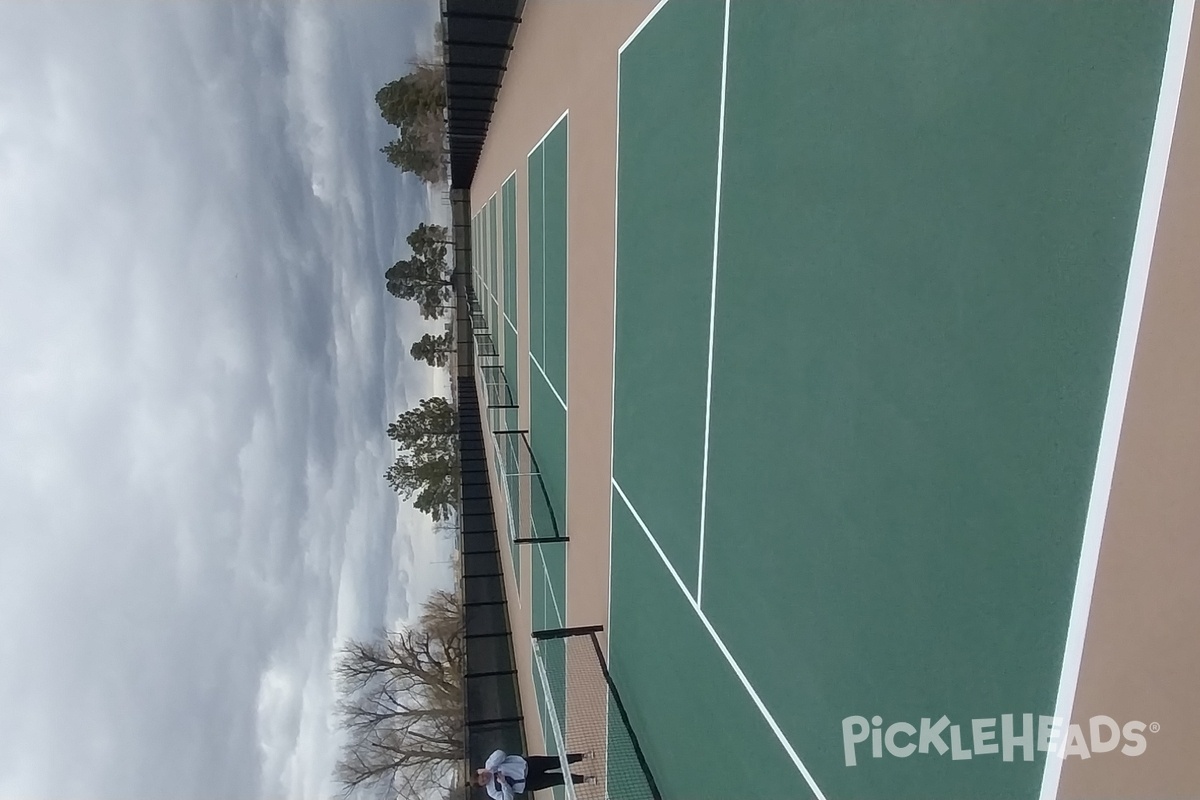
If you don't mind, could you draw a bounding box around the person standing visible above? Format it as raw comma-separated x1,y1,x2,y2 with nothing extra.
475,749,594,799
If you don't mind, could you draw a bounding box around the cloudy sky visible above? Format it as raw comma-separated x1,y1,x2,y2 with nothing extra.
0,1,454,798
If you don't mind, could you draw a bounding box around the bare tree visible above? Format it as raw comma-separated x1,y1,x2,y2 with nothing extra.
418,588,462,649
333,590,464,800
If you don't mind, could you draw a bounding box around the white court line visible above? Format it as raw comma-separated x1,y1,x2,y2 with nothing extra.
526,112,570,366
542,144,547,361
560,116,572,634
612,479,828,800
619,0,672,54
531,639,578,800
490,196,499,327
606,3,672,783
482,285,500,336
608,0,673,656
528,146,545,364
564,111,571,540
1039,3,1195,799
696,0,731,608
530,354,567,411
524,117,572,644
607,70,621,651
528,108,571,159
538,545,565,626
489,431,524,611
502,171,518,324
498,187,511,360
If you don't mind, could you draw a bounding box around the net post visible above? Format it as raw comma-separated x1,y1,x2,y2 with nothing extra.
532,624,604,640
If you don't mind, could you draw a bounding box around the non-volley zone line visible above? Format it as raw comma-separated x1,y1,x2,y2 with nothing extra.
530,354,567,412
611,478,828,800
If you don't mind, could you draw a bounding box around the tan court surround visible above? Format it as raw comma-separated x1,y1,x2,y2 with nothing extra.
471,0,661,762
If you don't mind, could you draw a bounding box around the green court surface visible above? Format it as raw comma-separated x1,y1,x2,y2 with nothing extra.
528,114,571,774
471,189,524,592
610,2,1176,799
528,112,571,628
502,178,521,583
502,174,519,392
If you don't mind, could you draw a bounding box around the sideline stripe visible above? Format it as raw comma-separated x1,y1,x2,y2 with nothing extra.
608,0,671,783
613,479,828,800
609,0,674,642
542,144,547,360
1039,4,1196,799
537,545,564,627
696,0,731,608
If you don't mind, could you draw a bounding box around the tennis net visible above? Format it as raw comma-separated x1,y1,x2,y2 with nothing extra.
530,627,662,800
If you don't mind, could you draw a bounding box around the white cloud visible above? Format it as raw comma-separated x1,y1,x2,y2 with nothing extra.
0,1,450,798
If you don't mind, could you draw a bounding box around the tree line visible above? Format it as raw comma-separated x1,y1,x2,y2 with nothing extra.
328,52,474,800
376,60,448,184
383,219,459,524
336,230,463,798
334,240,464,797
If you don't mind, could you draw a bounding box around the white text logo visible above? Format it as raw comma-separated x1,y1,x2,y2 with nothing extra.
841,714,1158,767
